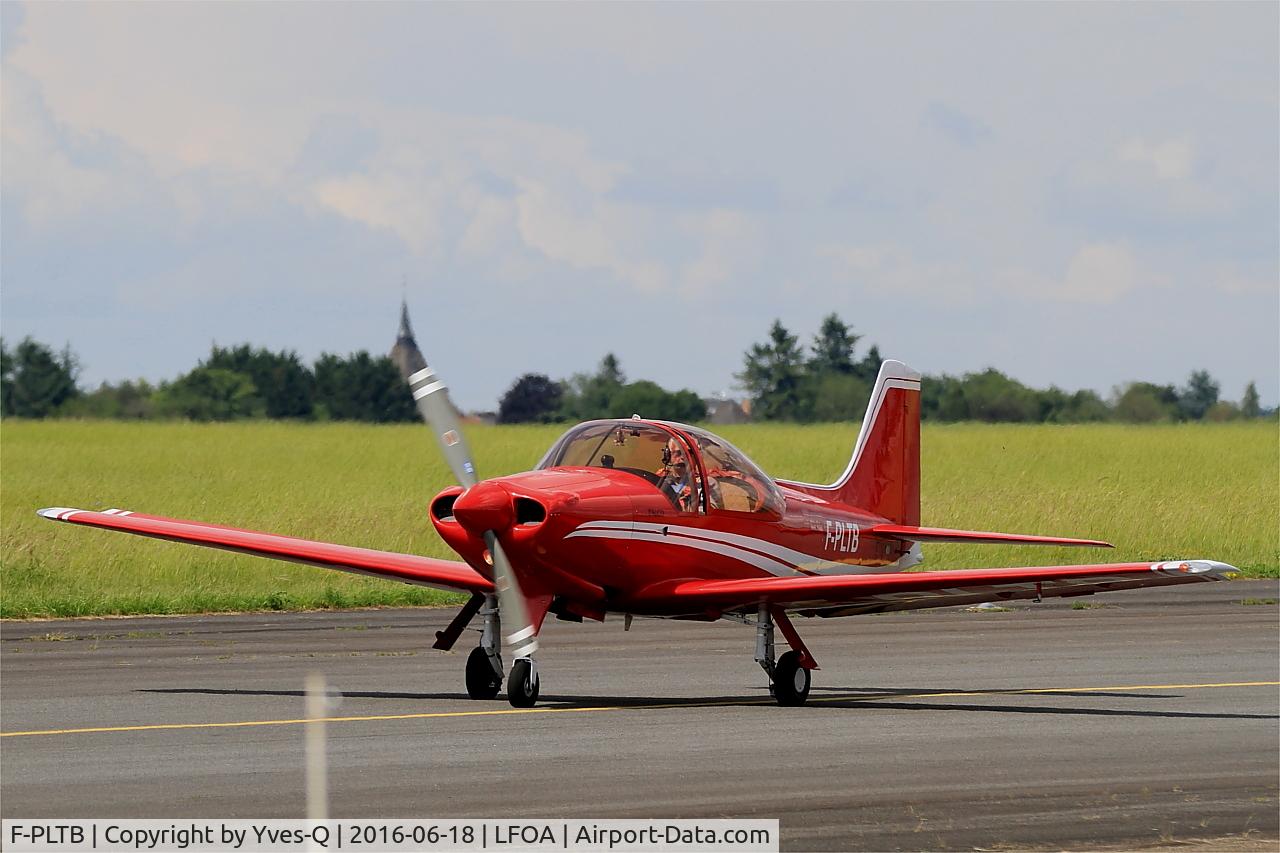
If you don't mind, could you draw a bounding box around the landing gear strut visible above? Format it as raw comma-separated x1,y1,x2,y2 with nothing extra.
464,595,504,700
753,605,815,706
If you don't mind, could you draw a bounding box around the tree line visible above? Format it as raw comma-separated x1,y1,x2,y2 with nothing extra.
1,326,1270,424
497,354,706,424
1,340,416,422
735,314,1270,423
0,338,708,424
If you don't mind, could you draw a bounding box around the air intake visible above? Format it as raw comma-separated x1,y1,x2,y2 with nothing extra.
431,493,459,523
514,497,547,526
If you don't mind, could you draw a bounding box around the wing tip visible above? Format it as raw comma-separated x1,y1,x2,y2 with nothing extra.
37,506,134,521
1152,559,1239,578
37,506,84,521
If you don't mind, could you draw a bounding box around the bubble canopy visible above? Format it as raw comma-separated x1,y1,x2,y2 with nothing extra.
537,420,784,514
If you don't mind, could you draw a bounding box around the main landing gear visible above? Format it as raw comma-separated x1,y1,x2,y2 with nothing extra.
753,604,817,706
456,599,816,709
465,647,501,699
462,594,540,708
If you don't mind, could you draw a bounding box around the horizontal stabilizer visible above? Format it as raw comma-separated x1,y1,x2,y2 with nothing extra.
866,524,1111,548
37,507,492,594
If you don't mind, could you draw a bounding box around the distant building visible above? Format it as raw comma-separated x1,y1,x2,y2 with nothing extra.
389,299,427,379
703,396,750,424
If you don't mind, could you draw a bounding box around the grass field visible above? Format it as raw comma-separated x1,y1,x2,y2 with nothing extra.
1,420,1275,618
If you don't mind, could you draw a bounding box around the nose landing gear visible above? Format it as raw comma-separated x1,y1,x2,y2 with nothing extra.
507,658,540,708
461,595,542,707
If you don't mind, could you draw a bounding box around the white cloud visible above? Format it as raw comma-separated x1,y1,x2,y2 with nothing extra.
0,71,139,227
821,242,1149,307
1066,141,1234,222
990,244,1145,305
7,4,318,181
1214,268,1279,296
676,209,762,298
312,173,444,257
822,245,886,274
820,244,975,302
513,179,668,293
1118,136,1195,181
1059,243,1139,303
458,196,518,258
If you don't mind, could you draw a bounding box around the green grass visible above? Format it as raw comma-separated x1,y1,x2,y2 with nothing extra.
1,420,1275,618
717,421,1277,577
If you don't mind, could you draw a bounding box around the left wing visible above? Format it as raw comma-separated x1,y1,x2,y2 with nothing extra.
620,560,1236,617
37,507,492,594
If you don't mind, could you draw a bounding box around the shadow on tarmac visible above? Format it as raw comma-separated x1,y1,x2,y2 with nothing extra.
136,686,1278,721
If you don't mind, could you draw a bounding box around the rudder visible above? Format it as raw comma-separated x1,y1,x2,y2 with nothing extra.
783,360,921,525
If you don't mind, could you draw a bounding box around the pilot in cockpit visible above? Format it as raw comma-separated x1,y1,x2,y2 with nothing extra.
655,437,696,511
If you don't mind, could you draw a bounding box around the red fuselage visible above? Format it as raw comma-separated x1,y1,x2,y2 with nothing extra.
430,420,913,620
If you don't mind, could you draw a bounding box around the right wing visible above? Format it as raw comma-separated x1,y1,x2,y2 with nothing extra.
38,507,492,594
620,560,1236,617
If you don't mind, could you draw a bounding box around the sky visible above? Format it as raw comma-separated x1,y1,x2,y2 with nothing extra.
2,3,1277,411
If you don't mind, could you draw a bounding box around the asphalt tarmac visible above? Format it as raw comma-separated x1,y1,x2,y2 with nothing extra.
3,581,1277,851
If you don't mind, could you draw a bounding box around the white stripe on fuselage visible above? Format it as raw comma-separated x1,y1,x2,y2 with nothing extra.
565,527,795,576
566,520,902,577
577,520,844,572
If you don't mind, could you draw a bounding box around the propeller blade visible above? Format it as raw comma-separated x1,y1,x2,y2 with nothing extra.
392,307,479,489
406,364,479,489
394,302,536,660
485,532,537,659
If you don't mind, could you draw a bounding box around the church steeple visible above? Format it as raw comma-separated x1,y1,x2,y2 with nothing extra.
397,298,416,345
390,299,427,378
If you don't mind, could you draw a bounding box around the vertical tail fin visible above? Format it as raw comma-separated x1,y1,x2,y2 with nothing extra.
782,360,921,525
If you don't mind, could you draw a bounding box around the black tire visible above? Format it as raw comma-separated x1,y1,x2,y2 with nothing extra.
507,658,540,708
465,646,502,700
772,650,811,706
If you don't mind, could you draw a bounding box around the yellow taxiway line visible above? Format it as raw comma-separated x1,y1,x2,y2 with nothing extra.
2,680,1275,739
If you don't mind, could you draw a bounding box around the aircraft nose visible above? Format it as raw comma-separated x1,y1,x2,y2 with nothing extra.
452,481,514,533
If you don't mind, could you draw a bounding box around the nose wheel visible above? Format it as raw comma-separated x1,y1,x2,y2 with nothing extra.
508,658,540,707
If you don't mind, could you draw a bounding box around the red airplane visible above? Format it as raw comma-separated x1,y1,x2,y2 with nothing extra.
38,315,1236,708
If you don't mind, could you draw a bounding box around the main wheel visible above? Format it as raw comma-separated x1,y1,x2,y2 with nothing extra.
507,658,540,708
465,646,502,700
772,650,811,706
